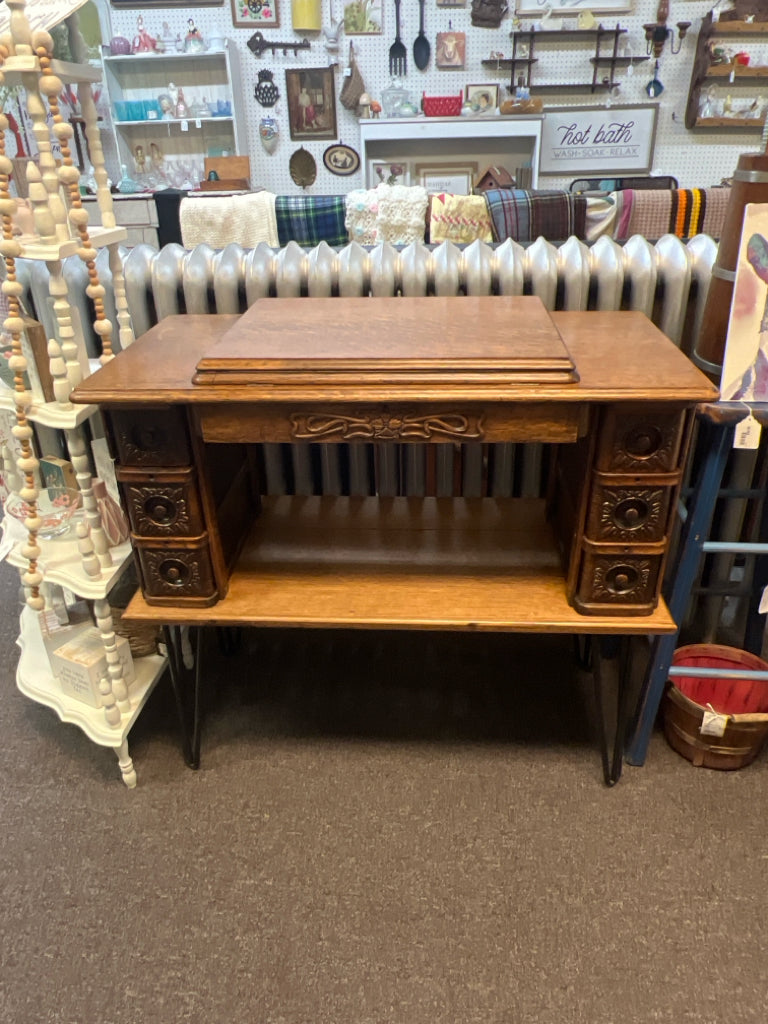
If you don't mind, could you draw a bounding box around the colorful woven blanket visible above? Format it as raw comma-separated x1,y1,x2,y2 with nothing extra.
428,193,493,244
275,194,348,248
484,189,588,243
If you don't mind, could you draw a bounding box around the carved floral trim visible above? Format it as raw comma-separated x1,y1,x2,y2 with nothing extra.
290,412,484,441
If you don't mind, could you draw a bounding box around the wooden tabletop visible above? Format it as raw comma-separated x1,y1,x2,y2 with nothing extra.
72,303,719,407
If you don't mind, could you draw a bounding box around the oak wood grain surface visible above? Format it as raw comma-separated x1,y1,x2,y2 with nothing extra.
71,306,719,407
124,496,676,634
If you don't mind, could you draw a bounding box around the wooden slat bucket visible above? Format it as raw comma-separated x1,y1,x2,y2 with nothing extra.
693,152,768,378
663,644,768,770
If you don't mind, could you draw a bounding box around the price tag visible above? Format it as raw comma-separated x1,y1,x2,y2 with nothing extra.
195,118,202,128
734,412,761,449
700,705,728,737
180,119,189,132
344,66,352,76
147,110,158,120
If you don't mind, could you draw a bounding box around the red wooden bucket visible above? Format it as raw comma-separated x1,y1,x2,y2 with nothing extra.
662,644,768,770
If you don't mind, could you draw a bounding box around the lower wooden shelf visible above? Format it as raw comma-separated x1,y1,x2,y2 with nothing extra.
125,495,676,635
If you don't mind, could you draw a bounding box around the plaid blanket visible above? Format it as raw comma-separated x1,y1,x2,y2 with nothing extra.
619,187,731,241
275,194,349,248
484,189,587,243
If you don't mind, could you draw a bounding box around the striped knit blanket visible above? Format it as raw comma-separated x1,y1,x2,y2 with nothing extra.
484,188,588,243
616,187,731,241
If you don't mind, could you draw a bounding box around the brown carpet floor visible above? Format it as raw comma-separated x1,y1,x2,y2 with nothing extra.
1,560,767,1023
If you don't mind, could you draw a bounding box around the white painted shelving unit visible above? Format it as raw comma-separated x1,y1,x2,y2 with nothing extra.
0,0,166,787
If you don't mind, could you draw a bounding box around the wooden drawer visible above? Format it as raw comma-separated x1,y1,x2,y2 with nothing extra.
595,408,686,474
133,535,217,605
584,471,678,544
117,466,205,538
110,407,191,468
573,540,666,615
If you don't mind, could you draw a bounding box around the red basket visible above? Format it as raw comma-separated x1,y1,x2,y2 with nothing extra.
422,93,464,117
662,643,768,770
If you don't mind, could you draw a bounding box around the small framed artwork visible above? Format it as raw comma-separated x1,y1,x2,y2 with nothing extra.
323,143,361,176
285,68,337,141
436,31,466,69
539,104,658,175
369,161,409,187
111,1,224,7
465,84,499,110
416,162,477,194
230,0,279,29
344,0,383,35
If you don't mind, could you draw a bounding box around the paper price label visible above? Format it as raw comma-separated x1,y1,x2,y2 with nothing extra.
700,705,728,737
734,412,761,449
195,119,202,129
181,120,189,132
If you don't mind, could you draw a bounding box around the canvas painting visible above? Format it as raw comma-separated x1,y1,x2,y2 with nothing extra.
721,204,768,402
343,0,383,35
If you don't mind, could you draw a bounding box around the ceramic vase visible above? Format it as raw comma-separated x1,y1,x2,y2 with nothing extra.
259,116,279,155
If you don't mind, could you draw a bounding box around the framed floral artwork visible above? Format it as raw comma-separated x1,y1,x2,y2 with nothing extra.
343,0,383,36
230,0,279,29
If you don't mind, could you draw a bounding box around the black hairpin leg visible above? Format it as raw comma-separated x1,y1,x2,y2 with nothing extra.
162,624,203,770
592,635,632,787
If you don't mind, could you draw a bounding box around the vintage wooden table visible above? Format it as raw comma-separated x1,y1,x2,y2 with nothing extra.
72,297,718,783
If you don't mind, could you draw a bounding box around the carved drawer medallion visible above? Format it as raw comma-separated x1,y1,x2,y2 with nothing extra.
596,410,685,473
111,408,191,467
587,485,672,542
121,481,204,537
136,543,216,600
575,550,662,609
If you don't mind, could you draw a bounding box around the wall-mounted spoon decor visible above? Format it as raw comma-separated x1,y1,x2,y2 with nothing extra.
413,0,430,71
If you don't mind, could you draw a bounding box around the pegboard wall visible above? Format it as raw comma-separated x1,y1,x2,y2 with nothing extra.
104,0,765,195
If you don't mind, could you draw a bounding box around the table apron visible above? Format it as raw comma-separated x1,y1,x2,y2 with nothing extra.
196,402,589,445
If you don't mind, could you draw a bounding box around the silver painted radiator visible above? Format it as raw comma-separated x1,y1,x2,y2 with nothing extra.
17,235,718,501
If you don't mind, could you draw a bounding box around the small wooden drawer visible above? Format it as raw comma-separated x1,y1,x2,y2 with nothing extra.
110,407,191,468
133,535,217,605
117,466,205,538
584,471,678,543
595,408,686,474
573,541,666,615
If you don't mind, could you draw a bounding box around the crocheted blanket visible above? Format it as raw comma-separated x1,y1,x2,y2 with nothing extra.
484,189,587,243
345,183,429,246
179,192,278,249
275,194,348,248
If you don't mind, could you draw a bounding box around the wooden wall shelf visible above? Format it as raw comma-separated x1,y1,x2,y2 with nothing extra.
686,12,768,130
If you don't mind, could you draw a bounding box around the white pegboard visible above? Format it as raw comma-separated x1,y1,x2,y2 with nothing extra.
103,0,766,195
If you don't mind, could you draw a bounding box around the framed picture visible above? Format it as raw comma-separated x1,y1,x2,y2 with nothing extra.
343,0,383,35
465,84,499,111
111,1,224,7
436,31,466,69
415,162,477,194
539,104,658,175
369,161,410,187
516,0,630,12
285,68,337,141
722,204,768,402
230,0,279,28
323,143,361,177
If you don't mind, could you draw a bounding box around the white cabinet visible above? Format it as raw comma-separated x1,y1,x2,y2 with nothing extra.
359,116,543,189
0,0,165,786
102,45,246,189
